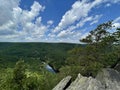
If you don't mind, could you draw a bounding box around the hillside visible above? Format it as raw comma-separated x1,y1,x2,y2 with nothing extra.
0,42,82,70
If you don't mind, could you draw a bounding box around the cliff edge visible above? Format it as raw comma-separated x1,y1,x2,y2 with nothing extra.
53,68,120,90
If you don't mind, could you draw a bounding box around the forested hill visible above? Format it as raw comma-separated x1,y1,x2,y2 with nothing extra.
0,42,83,69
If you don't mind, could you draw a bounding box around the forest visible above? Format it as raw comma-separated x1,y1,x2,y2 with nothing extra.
0,21,120,90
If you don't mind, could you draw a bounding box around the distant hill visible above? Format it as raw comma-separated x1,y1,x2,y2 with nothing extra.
0,42,83,70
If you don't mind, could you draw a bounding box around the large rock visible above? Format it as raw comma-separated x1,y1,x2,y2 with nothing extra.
96,68,120,90
114,62,120,72
53,68,120,90
66,73,104,90
52,76,72,90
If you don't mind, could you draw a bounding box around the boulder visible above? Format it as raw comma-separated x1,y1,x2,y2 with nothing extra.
53,68,120,90
52,76,72,90
114,62,120,72
66,73,104,90
96,68,120,90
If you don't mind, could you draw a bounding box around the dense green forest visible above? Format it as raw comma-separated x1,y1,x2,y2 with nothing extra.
0,42,82,90
0,42,81,70
0,21,120,90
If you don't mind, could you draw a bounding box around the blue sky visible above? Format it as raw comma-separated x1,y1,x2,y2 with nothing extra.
0,0,120,43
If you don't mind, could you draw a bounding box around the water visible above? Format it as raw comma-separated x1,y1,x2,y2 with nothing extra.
45,64,56,73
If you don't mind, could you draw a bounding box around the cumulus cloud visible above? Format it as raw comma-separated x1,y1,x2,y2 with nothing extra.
0,0,49,41
0,0,20,26
0,0,21,39
54,0,120,31
20,1,45,24
53,0,92,33
50,0,120,43
53,0,104,33
56,15,102,38
0,0,120,43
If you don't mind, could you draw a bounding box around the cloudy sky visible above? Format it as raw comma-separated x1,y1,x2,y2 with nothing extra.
0,0,120,43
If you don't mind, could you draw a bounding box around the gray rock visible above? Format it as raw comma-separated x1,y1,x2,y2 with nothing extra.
96,68,120,90
53,68,120,90
52,76,72,90
66,73,104,90
114,62,120,72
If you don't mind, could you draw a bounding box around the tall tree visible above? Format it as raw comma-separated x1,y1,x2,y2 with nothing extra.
80,21,113,44
66,21,120,77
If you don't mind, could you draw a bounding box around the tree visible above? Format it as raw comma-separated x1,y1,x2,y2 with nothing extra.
79,21,119,66
13,60,26,90
66,21,120,77
80,21,113,44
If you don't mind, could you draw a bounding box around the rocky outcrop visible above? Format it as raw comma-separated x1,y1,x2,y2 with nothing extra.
52,76,72,90
96,68,120,90
53,68,120,90
111,59,120,72
114,61,120,72
66,73,104,90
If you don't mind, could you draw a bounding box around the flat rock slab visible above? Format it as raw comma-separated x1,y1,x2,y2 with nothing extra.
52,76,72,90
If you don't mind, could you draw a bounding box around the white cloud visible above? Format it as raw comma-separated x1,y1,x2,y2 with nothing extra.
113,23,120,28
114,17,120,22
0,0,20,26
105,3,111,7
50,0,120,43
53,0,120,33
57,30,74,38
53,0,92,33
0,0,21,38
47,20,54,25
0,0,120,43
20,1,45,24
0,0,49,41
113,17,120,28
53,0,106,33
90,15,102,25
56,15,102,38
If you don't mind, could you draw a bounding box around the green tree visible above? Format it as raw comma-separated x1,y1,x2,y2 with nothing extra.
65,21,119,77
80,21,113,44
79,21,119,66
12,60,26,90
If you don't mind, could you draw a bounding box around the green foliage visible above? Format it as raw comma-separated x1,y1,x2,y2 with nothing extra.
80,21,113,44
0,60,64,90
0,22,119,90
59,65,82,79
0,68,13,90
12,60,26,90
0,43,81,70
24,72,43,90
65,21,120,78
0,43,81,90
